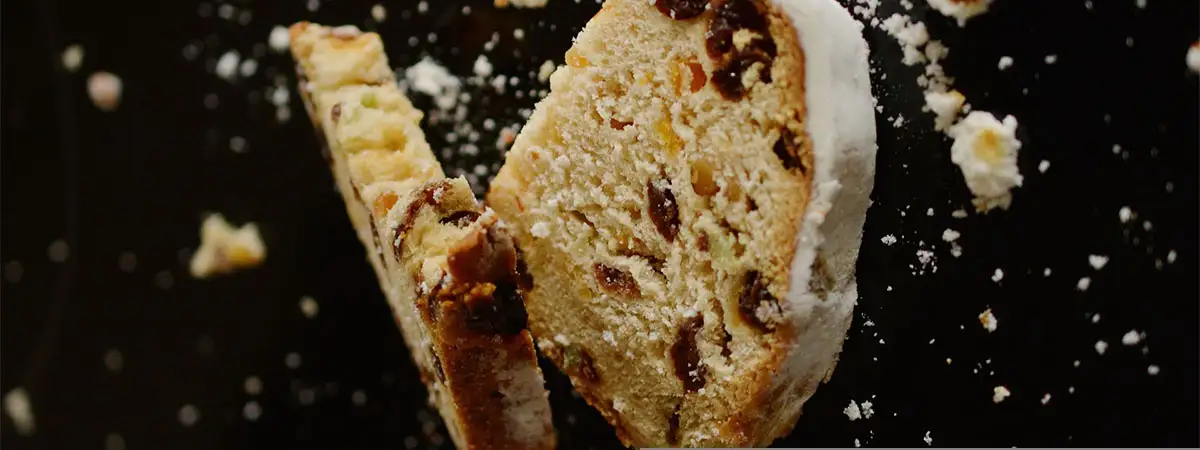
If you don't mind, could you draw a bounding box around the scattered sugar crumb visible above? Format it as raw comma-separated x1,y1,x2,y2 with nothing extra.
998,56,1013,70
300,296,319,318
949,112,1023,212
245,376,263,395
285,352,303,369
216,50,240,80
1147,364,1160,375
104,348,124,373
62,44,84,72
991,268,1003,283
1088,254,1109,270
1188,42,1200,73
924,89,965,131
47,239,70,263
352,390,368,406
1044,54,1058,64
992,385,1010,403
4,387,34,436
1092,313,1101,324
1041,393,1051,405
979,308,998,332
1094,340,1108,355
189,214,266,279
538,60,557,83
923,430,932,446
178,404,200,427
927,0,993,26
243,401,262,421
1167,250,1177,263
88,71,123,112
951,209,968,218
942,229,960,242
405,57,462,111
371,4,387,22
1118,206,1134,223
1076,277,1092,291
860,401,874,418
473,55,493,78
844,400,861,421
268,26,290,53
1038,160,1050,173
881,14,930,66
1121,330,1143,346
881,234,897,246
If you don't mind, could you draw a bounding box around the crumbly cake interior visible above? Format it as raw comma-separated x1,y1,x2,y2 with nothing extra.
290,23,553,450
487,0,817,446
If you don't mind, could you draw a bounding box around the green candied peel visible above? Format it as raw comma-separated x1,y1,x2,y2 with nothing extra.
563,344,582,369
360,90,378,108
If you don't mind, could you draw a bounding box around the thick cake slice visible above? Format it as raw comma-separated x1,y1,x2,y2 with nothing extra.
289,23,554,450
486,0,876,447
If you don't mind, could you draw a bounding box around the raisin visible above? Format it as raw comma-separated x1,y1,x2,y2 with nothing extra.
705,0,777,101
698,231,710,252
609,118,633,130
667,408,682,445
773,127,805,172
647,180,681,243
711,51,773,101
447,226,518,285
431,349,446,382
654,0,708,20
738,270,781,332
686,60,708,93
439,210,481,227
593,263,640,297
463,281,529,336
331,103,342,123
672,315,706,392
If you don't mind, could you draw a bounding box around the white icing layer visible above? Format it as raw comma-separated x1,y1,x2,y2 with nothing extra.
772,0,877,417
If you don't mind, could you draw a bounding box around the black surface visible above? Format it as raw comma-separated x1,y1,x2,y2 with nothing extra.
2,0,1197,448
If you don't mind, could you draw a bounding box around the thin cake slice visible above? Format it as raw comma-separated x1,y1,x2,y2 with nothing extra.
289,22,554,450
486,0,876,447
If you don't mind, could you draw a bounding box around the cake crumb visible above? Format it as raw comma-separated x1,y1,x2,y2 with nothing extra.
927,0,993,26
88,71,123,112
998,56,1013,70
1094,340,1108,355
4,387,35,436
1076,277,1092,291
924,89,965,131
949,112,1023,212
979,308,998,332
990,268,1003,283
942,229,960,242
537,60,557,83
1147,364,1160,375
881,234,897,246
1038,160,1050,173
1041,393,1051,405
371,4,387,22
189,214,267,279
923,430,932,446
860,401,874,418
844,400,862,421
1088,254,1109,270
992,385,1010,403
1118,206,1134,223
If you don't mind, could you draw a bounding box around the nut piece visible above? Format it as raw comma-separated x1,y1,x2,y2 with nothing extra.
690,159,719,197
738,270,781,332
593,263,641,297
671,315,706,392
647,179,681,242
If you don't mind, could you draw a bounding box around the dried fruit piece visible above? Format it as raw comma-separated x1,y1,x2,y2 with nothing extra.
609,118,633,130
690,159,719,197
373,191,399,217
655,119,684,155
393,180,453,259
710,52,772,101
593,263,641,297
773,127,805,173
647,180,681,242
463,281,529,336
654,0,708,20
440,210,481,227
706,0,777,100
671,315,706,392
686,60,707,93
566,48,589,68
447,226,518,285
738,270,781,332
667,408,682,445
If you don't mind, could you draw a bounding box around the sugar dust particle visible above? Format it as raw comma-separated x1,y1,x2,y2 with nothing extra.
1147,365,1160,375
118,252,138,272
1040,393,1051,405
88,71,123,112
1094,340,1108,355
244,376,263,395
4,387,35,436
1044,54,1058,64
941,229,960,242
243,401,262,421
62,44,84,72
47,239,70,262
268,26,290,53
1121,330,1143,345
979,308,998,332
352,390,368,406
104,348,124,373
4,261,23,283
991,268,1003,282
1088,254,1109,270
844,400,861,421
1118,206,1134,223
1188,42,1200,73
105,433,126,450
997,56,1013,70
880,234,897,245
300,296,319,318
285,352,303,369
1076,277,1091,291
177,404,200,427
371,4,387,22
216,51,240,80
1038,160,1050,173
992,385,1010,403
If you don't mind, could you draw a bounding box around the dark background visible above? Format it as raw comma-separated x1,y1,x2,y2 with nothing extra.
2,0,1197,448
